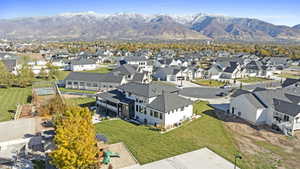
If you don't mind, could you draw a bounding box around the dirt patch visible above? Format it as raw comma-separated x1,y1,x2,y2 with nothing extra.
218,112,300,169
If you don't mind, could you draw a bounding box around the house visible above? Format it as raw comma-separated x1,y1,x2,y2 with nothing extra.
207,65,223,79
230,87,300,135
241,60,267,77
1,59,18,74
96,82,194,128
219,62,239,79
112,64,150,83
64,72,126,91
69,59,97,71
153,66,184,81
119,56,153,74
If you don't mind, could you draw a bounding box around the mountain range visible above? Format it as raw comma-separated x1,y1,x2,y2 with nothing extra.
0,12,299,42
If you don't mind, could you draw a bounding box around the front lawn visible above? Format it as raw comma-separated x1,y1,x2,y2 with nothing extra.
277,73,300,79
0,87,32,122
236,77,272,83
192,79,225,87
95,101,247,168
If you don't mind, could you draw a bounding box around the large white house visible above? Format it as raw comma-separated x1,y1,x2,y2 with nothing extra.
230,87,300,135
96,82,194,129
69,59,97,71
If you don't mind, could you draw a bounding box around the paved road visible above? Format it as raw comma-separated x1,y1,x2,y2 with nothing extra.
179,87,231,99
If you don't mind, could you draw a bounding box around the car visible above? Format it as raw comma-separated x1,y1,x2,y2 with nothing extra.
220,85,230,89
216,92,227,97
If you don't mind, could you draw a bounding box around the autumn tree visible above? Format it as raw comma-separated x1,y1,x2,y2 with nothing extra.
17,64,34,87
0,61,14,88
50,106,98,169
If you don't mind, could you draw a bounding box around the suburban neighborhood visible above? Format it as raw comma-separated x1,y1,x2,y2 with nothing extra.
1,1,300,168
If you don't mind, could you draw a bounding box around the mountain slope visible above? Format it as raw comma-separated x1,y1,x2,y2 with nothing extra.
293,24,300,30
0,12,299,42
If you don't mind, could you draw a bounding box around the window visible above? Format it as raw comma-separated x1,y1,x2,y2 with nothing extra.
180,107,184,111
136,105,139,112
238,112,241,116
128,92,132,96
284,115,290,122
296,117,300,123
79,82,84,86
109,85,113,88
67,81,72,85
154,111,158,118
74,82,78,85
87,83,91,87
150,110,153,116
159,113,163,119
93,83,98,87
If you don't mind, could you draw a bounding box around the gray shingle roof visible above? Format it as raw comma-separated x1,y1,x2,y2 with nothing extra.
70,59,96,65
64,72,124,83
131,73,145,83
273,98,300,117
118,82,179,98
242,93,266,109
147,92,193,113
112,64,137,76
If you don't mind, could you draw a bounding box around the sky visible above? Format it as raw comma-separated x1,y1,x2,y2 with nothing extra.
0,0,299,26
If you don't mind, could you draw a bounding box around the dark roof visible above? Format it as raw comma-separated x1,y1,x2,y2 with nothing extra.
112,64,137,76
273,98,300,117
158,58,173,65
282,78,300,88
118,82,179,98
1,59,16,72
70,59,96,65
64,72,124,83
131,73,145,83
97,89,134,104
284,93,300,104
242,93,266,109
147,92,193,112
223,62,238,73
231,89,251,97
122,56,148,62
245,61,267,70
154,67,181,76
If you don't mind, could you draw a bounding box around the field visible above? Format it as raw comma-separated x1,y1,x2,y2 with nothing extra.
236,77,272,83
95,101,248,168
0,87,32,122
191,79,225,87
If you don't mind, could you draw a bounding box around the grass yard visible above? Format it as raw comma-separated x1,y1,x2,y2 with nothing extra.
56,70,71,80
236,77,272,83
66,97,95,107
0,87,32,122
95,101,248,168
192,79,225,87
83,67,112,74
278,73,300,79
59,87,96,94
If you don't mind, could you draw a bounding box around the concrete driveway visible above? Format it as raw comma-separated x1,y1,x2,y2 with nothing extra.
122,148,240,169
179,87,231,99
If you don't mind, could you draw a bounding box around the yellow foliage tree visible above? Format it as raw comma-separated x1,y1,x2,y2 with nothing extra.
50,106,98,169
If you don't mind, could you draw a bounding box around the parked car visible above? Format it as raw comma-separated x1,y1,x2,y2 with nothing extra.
216,92,227,97
220,85,230,89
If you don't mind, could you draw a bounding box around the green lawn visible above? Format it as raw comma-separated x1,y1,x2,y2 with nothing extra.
56,70,71,80
66,97,96,107
0,87,32,122
59,87,96,94
95,101,247,168
236,77,272,83
278,73,300,79
192,79,225,87
83,67,112,74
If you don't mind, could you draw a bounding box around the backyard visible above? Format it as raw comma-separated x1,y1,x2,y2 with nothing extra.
191,79,226,87
65,97,95,107
277,73,300,79
0,87,32,122
95,101,248,168
83,67,112,74
59,87,96,94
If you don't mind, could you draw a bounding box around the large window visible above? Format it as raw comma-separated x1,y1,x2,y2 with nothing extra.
79,82,85,86
150,110,153,116
154,111,158,118
159,113,163,119
87,83,91,87
67,81,72,85
284,115,290,122
93,83,98,87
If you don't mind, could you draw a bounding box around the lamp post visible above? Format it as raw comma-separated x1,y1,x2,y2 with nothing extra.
234,153,242,169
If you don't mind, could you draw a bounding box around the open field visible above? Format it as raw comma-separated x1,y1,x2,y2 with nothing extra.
236,77,272,83
95,101,247,168
0,88,32,122
191,79,225,87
